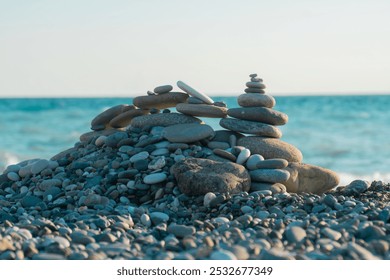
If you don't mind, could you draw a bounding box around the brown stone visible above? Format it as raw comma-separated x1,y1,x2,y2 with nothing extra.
176,103,228,118
237,136,303,162
109,109,149,128
133,92,189,109
284,163,340,194
171,158,251,195
91,105,135,131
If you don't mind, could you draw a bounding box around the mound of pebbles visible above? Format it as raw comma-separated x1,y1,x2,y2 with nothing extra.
0,79,389,260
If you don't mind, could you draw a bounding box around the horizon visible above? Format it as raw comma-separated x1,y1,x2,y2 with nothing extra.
1,0,389,97
1,91,390,99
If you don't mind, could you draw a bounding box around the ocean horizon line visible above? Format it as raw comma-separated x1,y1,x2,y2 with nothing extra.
1,91,390,99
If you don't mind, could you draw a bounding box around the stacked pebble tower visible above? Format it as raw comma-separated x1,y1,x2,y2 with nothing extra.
218,74,291,193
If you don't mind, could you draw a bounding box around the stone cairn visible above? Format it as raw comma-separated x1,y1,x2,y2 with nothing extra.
217,73,292,193
81,76,339,202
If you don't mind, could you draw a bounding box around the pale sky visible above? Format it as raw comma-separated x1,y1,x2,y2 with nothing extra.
0,0,389,97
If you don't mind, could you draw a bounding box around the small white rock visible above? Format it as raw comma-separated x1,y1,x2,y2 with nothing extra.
203,192,217,207
95,135,107,147
140,214,152,227
236,148,251,165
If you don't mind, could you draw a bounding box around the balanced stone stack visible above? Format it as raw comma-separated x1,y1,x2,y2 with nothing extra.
218,74,339,194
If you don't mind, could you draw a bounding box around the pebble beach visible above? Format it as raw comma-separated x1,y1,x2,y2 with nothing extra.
0,76,389,260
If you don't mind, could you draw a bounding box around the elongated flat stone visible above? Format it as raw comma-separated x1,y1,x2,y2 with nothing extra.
246,81,266,89
177,81,214,104
245,88,265,93
133,92,189,109
131,113,202,128
213,149,237,162
238,136,303,162
176,103,227,118
162,123,215,143
109,109,149,128
220,118,282,138
250,169,290,183
238,93,276,108
227,107,288,125
91,105,135,131
256,159,288,169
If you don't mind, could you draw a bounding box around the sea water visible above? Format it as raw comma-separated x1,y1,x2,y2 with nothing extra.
1,95,390,185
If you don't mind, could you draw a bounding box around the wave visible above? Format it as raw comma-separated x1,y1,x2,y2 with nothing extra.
338,172,390,186
0,151,20,173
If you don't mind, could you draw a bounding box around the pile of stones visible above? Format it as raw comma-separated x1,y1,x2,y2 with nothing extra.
1,75,386,260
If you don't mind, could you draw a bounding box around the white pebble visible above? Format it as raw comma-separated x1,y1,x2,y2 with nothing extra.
95,135,107,147
203,192,217,207
140,214,152,227
236,148,251,165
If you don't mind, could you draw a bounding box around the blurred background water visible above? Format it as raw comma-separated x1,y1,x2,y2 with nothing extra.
1,95,389,185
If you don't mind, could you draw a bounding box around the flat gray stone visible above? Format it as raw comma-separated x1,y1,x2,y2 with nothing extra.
220,118,282,138
238,136,303,162
154,85,173,94
131,113,202,128
256,158,288,169
162,123,214,143
237,93,276,108
133,92,189,109
227,107,288,125
246,81,266,89
143,173,167,184
244,88,265,93
176,103,227,118
250,169,290,183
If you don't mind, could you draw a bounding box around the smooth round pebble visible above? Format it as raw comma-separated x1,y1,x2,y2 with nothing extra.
246,154,264,170
143,173,167,184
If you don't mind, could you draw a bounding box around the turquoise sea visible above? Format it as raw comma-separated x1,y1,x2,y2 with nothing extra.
1,95,390,185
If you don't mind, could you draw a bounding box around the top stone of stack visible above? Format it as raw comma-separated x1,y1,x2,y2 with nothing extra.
176,81,228,118
133,83,189,109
